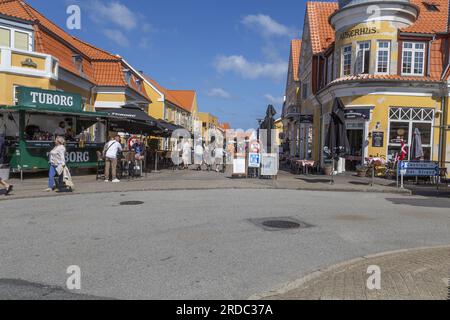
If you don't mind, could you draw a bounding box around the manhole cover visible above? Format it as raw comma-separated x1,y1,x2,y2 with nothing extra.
248,217,313,231
262,220,301,229
119,201,144,206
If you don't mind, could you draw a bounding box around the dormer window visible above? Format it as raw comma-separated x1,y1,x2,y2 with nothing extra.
423,2,439,11
123,69,132,84
72,54,83,74
402,42,425,76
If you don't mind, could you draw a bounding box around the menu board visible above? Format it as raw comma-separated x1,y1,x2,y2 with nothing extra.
372,132,384,148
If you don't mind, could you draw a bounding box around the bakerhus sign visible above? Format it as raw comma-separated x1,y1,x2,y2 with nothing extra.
17,86,83,112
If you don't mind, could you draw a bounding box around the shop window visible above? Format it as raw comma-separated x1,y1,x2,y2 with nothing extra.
388,107,434,160
376,41,390,74
389,122,410,144
0,27,11,47
402,42,425,76
342,45,352,76
356,42,371,74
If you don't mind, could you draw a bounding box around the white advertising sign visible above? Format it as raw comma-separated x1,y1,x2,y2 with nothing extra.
261,153,278,176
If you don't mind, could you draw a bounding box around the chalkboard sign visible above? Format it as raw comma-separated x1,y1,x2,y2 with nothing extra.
372,132,384,148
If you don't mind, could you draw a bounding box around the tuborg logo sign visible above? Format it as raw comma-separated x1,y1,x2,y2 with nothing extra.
17,86,82,112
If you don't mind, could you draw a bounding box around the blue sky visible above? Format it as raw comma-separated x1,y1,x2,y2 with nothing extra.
27,0,309,129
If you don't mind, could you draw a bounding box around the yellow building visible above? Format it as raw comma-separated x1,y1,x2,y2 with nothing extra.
282,39,303,157
141,75,199,133
274,118,284,147
298,0,450,172
0,0,150,126
198,112,220,141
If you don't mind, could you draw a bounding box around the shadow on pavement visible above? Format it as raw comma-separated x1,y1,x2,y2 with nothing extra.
296,178,332,184
0,279,113,300
385,197,450,208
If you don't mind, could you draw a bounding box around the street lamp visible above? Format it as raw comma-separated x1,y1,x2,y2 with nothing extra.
257,119,263,141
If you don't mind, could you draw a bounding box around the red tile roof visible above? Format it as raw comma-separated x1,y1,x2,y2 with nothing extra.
401,0,449,34
290,39,302,81
167,90,196,113
306,1,338,54
0,0,149,100
429,38,445,79
330,74,442,85
306,0,450,53
143,75,197,113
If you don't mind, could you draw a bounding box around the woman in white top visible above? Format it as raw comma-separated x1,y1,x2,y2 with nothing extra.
182,140,192,170
46,136,66,192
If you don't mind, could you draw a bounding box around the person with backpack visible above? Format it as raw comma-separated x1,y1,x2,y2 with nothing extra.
103,135,123,183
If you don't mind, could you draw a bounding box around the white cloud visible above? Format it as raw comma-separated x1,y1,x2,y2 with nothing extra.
214,55,287,81
206,88,232,99
264,94,284,105
102,29,130,47
139,37,150,49
89,0,137,31
242,14,295,38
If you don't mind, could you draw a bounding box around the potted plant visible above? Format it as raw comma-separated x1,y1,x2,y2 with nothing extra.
356,165,368,177
322,161,333,176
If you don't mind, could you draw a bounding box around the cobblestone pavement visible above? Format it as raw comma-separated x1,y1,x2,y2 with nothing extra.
259,246,450,300
1,167,414,201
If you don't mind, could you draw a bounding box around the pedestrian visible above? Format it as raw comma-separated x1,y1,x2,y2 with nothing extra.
214,144,224,172
132,140,145,161
103,135,123,183
182,139,192,170
0,177,13,196
46,136,66,192
54,121,66,138
194,139,204,171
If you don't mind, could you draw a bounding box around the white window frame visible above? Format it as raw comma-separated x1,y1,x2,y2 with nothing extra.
342,45,352,76
13,85,19,105
387,107,434,160
0,26,33,51
376,40,391,75
356,41,371,74
401,42,426,76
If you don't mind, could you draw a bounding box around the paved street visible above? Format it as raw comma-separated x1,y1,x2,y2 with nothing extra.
1,188,450,300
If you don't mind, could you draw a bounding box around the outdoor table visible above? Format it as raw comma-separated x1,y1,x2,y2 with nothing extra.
295,160,315,175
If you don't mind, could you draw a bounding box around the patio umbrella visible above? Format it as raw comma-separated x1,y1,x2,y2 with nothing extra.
410,128,424,160
103,104,158,126
103,104,162,135
324,98,350,160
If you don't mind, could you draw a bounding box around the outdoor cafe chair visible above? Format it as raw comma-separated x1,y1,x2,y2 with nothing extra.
96,151,105,181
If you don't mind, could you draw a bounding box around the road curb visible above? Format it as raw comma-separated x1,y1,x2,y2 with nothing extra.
248,244,450,300
0,184,411,202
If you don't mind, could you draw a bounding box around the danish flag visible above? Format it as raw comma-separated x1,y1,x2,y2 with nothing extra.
399,140,407,161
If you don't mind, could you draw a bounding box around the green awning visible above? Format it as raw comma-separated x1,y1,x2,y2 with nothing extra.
0,105,108,118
